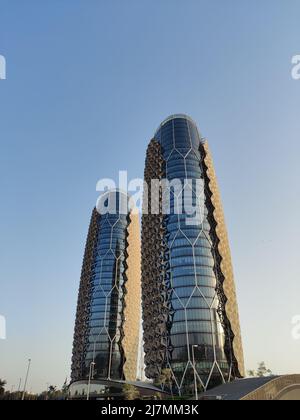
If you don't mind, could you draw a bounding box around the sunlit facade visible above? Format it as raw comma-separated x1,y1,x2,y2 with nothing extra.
142,115,244,394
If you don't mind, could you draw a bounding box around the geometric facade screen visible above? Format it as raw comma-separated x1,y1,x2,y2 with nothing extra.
141,115,245,394
71,190,141,383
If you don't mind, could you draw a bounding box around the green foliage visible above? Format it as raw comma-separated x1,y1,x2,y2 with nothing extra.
0,379,69,400
157,368,173,387
156,368,174,399
122,384,140,400
248,362,273,378
153,392,162,400
0,379,6,396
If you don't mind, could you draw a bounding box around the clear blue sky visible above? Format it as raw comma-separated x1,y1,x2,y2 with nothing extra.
0,0,300,392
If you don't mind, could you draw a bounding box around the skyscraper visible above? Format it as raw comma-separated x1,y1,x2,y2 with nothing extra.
71,191,141,386
142,115,244,394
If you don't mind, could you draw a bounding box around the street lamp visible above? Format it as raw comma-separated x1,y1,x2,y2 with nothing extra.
86,362,96,401
21,359,31,401
192,345,199,401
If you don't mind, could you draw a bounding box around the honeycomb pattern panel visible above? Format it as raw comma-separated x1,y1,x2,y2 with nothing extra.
202,141,245,377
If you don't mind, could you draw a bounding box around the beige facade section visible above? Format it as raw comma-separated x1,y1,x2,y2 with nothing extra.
203,141,245,377
242,375,300,400
123,210,141,381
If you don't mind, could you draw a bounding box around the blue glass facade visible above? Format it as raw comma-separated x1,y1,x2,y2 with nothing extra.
72,192,140,383
85,202,128,380
142,115,241,394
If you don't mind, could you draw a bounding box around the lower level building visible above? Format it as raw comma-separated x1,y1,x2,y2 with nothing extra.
200,375,300,400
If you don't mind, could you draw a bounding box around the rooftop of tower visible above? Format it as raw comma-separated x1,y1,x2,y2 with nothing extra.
154,113,201,138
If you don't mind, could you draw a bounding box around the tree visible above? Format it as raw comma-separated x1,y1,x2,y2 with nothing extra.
248,362,273,378
0,379,6,396
61,378,69,397
46,385,59,400
122,384,140,400
153,392,162,400
157,368,174,399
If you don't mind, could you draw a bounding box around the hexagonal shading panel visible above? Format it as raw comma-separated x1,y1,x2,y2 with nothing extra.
185,147,201,165
180,363,206,395
71,209,99,382
193,230,211,248
166,149,187,179
204,363,226,391
174,140,192,158
187,120,202,155
171,361,190,391
91,287,106,303
186,287,209,310
202,141,245,378
100,217,113,229
169,228,192,248
170,289,185,310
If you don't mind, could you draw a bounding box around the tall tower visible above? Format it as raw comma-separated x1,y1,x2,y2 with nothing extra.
71,191,141,384
142,115,244,394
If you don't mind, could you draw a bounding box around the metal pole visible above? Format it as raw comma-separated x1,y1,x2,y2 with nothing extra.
17,378,22,400
192,346,198,400
17,378,22,393
86,362,95,401
21,359,31,400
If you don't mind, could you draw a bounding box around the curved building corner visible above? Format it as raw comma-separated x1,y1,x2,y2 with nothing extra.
71,191,141,386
